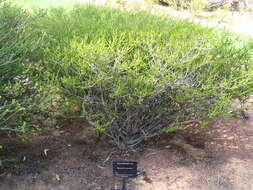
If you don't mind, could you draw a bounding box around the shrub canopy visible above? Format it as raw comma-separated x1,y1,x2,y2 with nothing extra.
30,5,253,149
1,3,253,149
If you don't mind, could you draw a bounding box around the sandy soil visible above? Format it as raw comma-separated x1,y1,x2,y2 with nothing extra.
1,108,253,190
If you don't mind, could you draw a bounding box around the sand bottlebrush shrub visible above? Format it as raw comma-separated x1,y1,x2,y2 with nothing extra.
28,5,253,149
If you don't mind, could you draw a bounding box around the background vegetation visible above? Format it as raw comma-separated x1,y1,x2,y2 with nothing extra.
145,0,207,11
1,1,253,150
10,0,76,10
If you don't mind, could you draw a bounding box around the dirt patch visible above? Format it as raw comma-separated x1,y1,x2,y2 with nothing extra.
133,111,253,190
1,110,253,190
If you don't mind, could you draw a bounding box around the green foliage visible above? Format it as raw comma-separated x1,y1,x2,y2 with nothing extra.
0,2,40,133
29,5,253,148
9,0,76,10
1,2,253,149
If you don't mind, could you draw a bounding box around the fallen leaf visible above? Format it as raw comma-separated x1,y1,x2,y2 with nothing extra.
97,165,105,169
55,174,60,181
44,149,50,156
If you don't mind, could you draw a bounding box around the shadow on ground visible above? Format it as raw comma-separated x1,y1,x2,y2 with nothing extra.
1,110,253,190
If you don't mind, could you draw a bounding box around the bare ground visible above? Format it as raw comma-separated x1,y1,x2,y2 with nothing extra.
1,108,253,190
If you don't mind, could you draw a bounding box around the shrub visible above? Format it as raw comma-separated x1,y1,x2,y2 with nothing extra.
0,2,40,133
30,5,253,149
